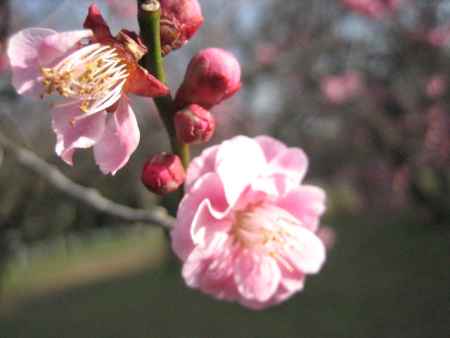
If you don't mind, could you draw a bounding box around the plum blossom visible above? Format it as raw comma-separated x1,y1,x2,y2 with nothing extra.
7,5,169,174
171,135,327,309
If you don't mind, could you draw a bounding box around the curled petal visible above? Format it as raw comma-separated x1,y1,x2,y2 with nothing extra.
172,172,228,260
93,96,140,175
51,101,106,165
215,136,267,206
185,145,219,191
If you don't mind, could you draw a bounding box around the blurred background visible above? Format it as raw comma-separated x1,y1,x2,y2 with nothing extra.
0,0,449,337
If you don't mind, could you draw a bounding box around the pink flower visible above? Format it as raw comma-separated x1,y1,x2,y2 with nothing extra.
320,71,363,105
175,48,241,110
7,5,169,175
171,135,327,309
159,0,204,55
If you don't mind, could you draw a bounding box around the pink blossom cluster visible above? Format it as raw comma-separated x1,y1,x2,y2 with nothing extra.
7,0,329,310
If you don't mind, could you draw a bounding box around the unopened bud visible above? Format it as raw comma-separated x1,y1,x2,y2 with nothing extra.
175,48,241,109
160,0,204,55
141,153,186,195
175,104,215,144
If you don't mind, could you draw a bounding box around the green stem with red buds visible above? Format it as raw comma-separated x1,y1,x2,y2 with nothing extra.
137,0,190,171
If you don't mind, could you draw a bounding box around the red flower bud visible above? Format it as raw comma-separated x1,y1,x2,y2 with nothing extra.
175,104,215,144
175,48,241,109
141,153,186,195
160,0,204,55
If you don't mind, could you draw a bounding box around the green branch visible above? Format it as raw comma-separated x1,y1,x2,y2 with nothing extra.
137,0,190,170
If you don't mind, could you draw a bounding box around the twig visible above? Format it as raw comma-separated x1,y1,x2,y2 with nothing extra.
0,131,174,229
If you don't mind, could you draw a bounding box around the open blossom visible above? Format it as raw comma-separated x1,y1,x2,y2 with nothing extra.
171,135,327,309
7,5,169,174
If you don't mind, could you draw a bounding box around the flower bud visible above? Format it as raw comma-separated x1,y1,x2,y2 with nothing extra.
175,48,241,109
141,153,186,195
175,104,215,144
160,0,204,55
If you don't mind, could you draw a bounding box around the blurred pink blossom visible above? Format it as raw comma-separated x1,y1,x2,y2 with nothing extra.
255,43,279,66
171,135,327,309
427,25,450,47
105,0,137,18
320,71,363,105
425,74,447,99
7,5,168,174
341,0,403,19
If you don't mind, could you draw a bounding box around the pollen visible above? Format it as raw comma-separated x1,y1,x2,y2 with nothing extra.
40,43,130,114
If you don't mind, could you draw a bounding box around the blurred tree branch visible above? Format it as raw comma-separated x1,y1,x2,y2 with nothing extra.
0,130,174,229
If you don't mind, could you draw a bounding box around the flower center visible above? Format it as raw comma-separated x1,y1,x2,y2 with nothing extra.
232,203,301,252
40,42,130,113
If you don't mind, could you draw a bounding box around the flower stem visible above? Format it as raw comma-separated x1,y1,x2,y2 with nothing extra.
137,0,190,170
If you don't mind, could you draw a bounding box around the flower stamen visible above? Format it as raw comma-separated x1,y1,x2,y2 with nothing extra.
40,43,130,114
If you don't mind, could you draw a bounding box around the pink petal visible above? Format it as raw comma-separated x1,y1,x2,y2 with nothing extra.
7,28,55,96
215,136,267,206
182,232,229,288
38,29,93,65
282,226,326,274
234,251,281,303
171,172,228,260
51,100,106,165
277,185,326,232
185,145,219,191
268,148,309,186
255,135,287,162
93,96,140,175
